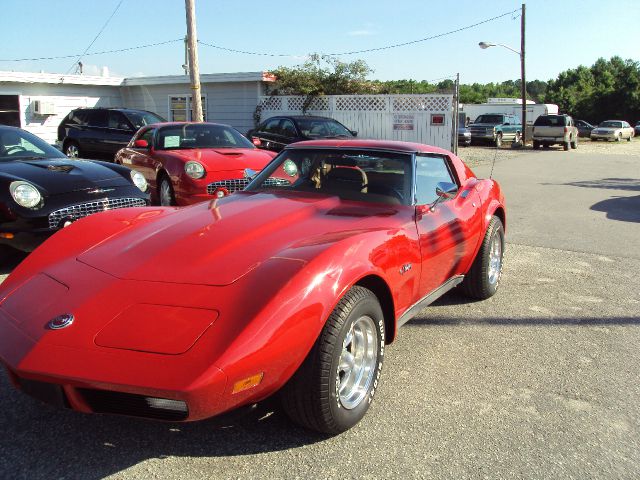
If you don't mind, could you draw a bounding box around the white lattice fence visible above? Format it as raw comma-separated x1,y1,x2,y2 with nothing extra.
257,94,454,150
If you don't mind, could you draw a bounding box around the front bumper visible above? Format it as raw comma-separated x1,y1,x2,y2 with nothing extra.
591,132,617,140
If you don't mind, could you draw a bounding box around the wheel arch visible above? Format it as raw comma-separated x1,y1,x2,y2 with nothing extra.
355,274,395,345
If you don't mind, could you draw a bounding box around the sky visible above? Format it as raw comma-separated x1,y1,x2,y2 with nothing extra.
1,0,639,85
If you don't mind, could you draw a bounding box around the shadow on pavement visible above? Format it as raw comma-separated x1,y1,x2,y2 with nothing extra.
590,195,640,223
0,371,328,479
550,177,640,191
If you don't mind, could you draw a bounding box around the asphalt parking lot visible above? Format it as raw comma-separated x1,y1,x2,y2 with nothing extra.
0,140,638,479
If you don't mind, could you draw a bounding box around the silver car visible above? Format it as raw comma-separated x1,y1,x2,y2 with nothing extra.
590,120,634,142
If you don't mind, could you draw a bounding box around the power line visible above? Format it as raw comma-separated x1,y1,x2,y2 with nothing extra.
198,9,519,58
64,0,125,74
0,39,183,62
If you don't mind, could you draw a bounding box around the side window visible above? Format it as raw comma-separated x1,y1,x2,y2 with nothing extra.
262,118,281,134
138,128,154,146
415,155,456,205
68,110,88,125
280,119,296,137
86,110,108,128
109,111,132,130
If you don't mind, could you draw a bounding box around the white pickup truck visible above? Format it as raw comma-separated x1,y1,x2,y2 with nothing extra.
532,114,579,151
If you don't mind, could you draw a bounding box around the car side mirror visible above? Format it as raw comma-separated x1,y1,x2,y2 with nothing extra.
350,130,358,137
429,182,458,212
134,139,149,149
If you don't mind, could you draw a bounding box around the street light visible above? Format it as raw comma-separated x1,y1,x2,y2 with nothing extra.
478,3,526,144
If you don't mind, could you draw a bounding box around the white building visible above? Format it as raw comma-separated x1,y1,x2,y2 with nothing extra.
0,70,275,143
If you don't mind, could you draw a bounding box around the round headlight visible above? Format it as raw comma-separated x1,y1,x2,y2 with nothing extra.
130,170,148,192
185,161,205,179
10,181,42,208
283,159,298,177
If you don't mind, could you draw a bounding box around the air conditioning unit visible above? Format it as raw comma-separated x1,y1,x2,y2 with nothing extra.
32,100,56,115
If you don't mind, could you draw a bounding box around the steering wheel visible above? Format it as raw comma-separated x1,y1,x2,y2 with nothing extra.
5,146,27,155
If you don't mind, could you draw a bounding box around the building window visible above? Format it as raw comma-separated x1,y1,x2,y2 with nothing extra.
169,95,206,121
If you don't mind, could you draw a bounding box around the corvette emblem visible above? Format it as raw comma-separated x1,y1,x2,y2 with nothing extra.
399,263,412,275
48,314,74,330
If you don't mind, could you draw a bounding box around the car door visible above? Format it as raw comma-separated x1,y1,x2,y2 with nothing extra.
104,111,137,158
83,109,110,156
414,154,483,295
119,128,157,188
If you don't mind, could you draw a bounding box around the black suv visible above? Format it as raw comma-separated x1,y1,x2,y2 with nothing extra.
246,115,357,152
57,108,165,159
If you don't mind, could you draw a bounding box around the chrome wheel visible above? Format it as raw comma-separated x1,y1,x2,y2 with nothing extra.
337,315,378,410
488,234,502,285
159,178,174,206
65,143,79,158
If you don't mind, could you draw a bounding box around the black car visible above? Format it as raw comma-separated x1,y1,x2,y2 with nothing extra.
1,126,150,252
246,115,357,152
575,120,595,138
57,107,165,160
635,121,640,136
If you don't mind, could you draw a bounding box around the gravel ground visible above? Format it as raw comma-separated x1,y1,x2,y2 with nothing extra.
457,137,640,168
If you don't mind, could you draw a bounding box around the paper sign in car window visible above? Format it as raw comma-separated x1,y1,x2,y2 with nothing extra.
164,135,180,148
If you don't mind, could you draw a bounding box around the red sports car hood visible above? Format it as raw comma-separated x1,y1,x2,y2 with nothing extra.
169,148,275,171
77,192,405,286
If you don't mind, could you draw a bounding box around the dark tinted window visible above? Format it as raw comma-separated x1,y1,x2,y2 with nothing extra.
281,119,297,137
108,111,132,130
0,127,66,161
534,115,567,126
262,118,281,134
67,110,89,125
124,111,165,129
474,115,504,124
139,129,154,145
86,110,108,127
296,118,353,137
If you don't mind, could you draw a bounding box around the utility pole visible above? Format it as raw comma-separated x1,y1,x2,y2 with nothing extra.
453,73,460,154
520,2,526,143
185,0,203,122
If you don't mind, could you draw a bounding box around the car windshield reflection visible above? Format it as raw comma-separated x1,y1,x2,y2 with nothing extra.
0,127,66,161
156,124,255,150
246,148,412,205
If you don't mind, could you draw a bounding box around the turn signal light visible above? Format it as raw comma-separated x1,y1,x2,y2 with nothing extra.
232,373,264,394
0,233,14,239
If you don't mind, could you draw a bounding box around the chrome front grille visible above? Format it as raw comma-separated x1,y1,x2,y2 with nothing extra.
48,197,147,229
206,177,291,195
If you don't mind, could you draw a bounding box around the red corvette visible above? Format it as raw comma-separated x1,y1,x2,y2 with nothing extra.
0,140,505,434
115,122,276,205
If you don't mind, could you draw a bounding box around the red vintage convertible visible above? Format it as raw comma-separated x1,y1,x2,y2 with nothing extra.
0,140,505,434
115,122,276,205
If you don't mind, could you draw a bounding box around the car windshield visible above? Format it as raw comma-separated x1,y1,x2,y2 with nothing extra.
125,111,166,129
156,124,254,150
599,121,622,128
534,115,566,126
246,148,412,205
0,128,66,161
296,119,353,138
474,115,504,124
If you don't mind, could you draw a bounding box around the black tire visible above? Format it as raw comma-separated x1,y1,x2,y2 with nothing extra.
495,133,503,148
563,139,570,151
627,135,632,142
533,141,540,150
280,286,385,434
571,137,578,149
513,132,521,144
158,174,176,206
543,144,550,149
461,216,505,300
64,140,80,158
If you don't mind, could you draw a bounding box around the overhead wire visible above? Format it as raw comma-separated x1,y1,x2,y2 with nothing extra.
0,39,184,62
197,9,519,58
64,0,125,74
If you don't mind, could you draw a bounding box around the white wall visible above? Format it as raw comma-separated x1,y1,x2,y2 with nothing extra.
0,83,123,143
